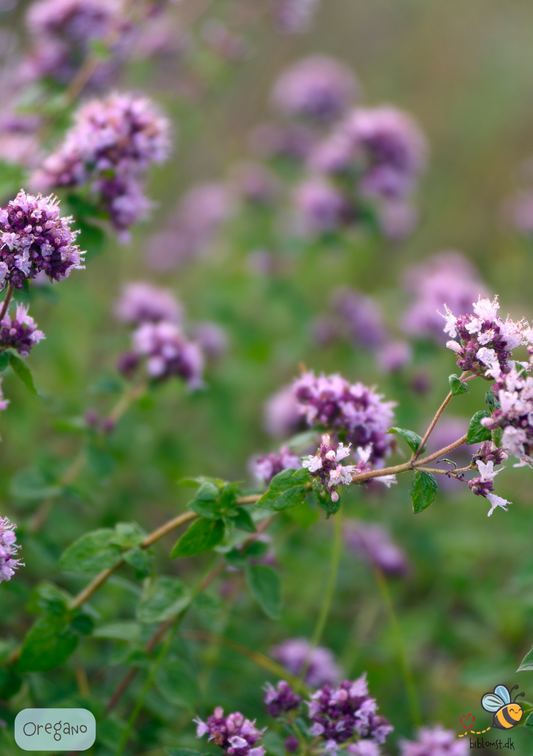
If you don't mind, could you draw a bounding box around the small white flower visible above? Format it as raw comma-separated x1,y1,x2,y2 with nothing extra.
486,492,512,516
476,347,501,378
445,339,462,354
473,295,500,320
335,442,351,461
355,444,373,463
302,454,323,473
476,460,503,481
439,304,457,338
376,474,397,488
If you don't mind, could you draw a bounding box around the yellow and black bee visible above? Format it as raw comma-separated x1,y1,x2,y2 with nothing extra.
481,684,525,730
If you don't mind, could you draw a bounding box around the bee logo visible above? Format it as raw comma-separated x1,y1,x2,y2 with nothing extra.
481,684,525,730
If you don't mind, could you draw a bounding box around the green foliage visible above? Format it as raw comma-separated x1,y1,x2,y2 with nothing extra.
449,374,470,396
410,470,438,514
387,426,426,454
517,646,533,672
466,410,492,444
59,522,145,572
314,487,340,516
256,468,311,511
8,352,39,395
186,477,242,520
245,564,282,619
137,577,191,623
170,517,225,558
17,614,78,672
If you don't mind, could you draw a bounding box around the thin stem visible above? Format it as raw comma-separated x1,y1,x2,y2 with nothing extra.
29,381,147,534
412,371,469,461
373,565,422,727
104,513,271,714
300,510,343,683
417,465,473,477
0,284,13,321
114,617,181,756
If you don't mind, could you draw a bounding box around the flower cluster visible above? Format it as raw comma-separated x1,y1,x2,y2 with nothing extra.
273,0,321,34
307,676,393,753
481,366,533,467
401,252,486,342
32,93,171,235
302,434,357,502
0,303,45,357
296,102,427,238
442,295,528,379
252,446,300,485
271,56,358,123
293,372,396,465
0,190,84,289
270,638,341,688
468,457,512,517
264,681,302,718
24,0,124,85
114,281,226,389
195,708,266,756
0,515,23,583
264,384,305,438
344,520,410,577
398,725,468,756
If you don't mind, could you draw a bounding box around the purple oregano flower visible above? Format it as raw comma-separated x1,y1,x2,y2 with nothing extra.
252,446,300,486
0,190,84,289
194,708,266,756
398,725,468,756
307,675,393,753
263,681,301,718
0,515,24,583
0,303,45,357
270,638,342,688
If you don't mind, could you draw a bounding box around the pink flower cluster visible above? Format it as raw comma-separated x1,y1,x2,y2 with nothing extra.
0,515,23,583
194,708,266,756
32,93,171,235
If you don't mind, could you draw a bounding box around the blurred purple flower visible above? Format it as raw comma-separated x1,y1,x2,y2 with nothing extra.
231,162,279,205
270,638,342,688
146,182,232,270
192,322,228,361
114,282,182,325
264,384,303,438
0,303,45,357
344,520,410,577
271,56,358,123
332,288,388,349
294,177,348,236
132,321,204,388
401,251,486,342
376,340,412,373
249,122,315,162
33,93,171,234
251,446,300,485
507,191,533,236
399,725,468,756
274,0,320,34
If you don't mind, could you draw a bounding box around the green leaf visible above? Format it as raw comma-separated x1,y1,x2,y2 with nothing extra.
0,352,9,371
230,507,257,532
155,658,200,709
137,577,191,623
466,410,492,444
517,646,533,672
93,621,143,642
17,614,78,672
410,470,438,514
10,468,62,501
525,713,533,732
449,374,469,396
387,427,426,455
26,582,71,616
170,518,225,558
245,564,281,620
123,547,152,577
256,468,311,511
59,529,122,573
314,487,340,517
8,352,39,395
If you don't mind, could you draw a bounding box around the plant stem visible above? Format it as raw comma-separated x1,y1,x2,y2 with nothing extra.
104,515,273,714
0,284,13,321
373,565,422,727
300,509,343,683
29,381,147,534
412,371,469,461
